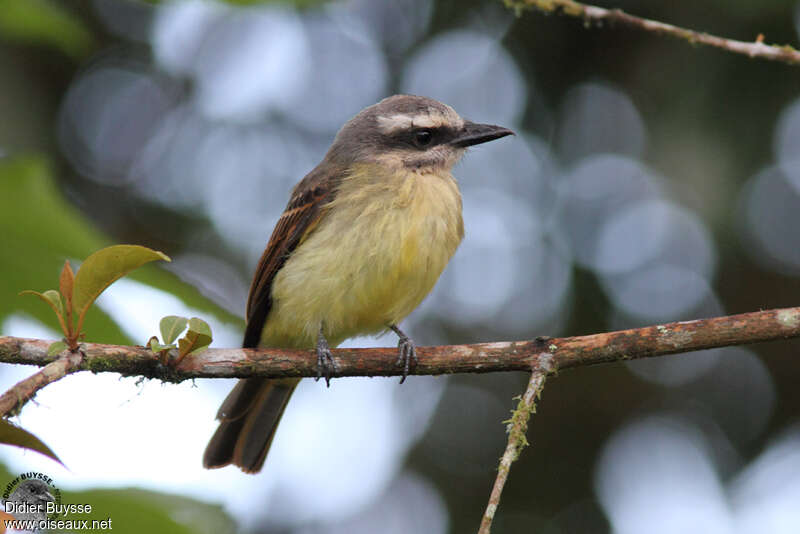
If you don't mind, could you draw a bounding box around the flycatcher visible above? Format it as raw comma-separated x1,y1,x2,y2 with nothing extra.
203,95,513,473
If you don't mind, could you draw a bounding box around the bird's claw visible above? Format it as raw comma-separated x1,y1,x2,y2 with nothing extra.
391,325,418,384
315,331,338,387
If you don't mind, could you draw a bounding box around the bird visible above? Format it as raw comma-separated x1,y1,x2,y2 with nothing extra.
3,479,54,522
203,94,513,473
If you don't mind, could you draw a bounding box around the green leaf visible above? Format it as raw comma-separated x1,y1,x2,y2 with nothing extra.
178,317,213,357
147,335,174,353
2,155,130,342
188,317,212,337
0,0,93,59
72,245,171,332
67,487,236,534
47,340,68,356
0,418,64,466
160,315,188,345
150,341,175,353
1,154,243,348
19,288,67,335
19,288,62,317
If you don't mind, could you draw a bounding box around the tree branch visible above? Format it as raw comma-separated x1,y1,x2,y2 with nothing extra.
0,307,798,382
478,363,550,534
1,307,798,532
506,0,800,66
0,350,84,417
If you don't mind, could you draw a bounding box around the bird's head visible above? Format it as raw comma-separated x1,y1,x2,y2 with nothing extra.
8,480,55,505
325,94,514,172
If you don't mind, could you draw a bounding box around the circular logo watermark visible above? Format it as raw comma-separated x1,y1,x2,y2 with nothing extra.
2,472,62,522
1,472,110,532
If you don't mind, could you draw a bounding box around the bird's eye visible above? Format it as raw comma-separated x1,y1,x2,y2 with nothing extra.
414,129,433,147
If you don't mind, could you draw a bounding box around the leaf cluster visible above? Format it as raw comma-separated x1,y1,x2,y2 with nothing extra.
148,315,213,365
21,245,170,354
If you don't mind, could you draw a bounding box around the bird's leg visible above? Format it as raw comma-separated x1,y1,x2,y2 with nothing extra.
315,324,338,387
390,324,418,384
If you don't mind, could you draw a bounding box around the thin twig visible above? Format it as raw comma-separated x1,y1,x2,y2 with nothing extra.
505,0,800,66
0,350,84,417
478,360,551,534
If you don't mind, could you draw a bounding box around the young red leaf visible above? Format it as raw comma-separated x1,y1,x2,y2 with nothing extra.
59,260,75,331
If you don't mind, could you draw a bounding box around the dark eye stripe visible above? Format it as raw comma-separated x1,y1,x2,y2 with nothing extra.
379,125,457,151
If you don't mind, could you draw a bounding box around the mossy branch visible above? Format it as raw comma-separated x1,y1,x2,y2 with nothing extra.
478,364,550,534
3,307,798,384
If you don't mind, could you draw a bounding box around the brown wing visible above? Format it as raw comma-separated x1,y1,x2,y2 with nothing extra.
242,164,342,348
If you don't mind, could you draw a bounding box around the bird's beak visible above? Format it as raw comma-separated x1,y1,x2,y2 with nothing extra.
450,121,515,147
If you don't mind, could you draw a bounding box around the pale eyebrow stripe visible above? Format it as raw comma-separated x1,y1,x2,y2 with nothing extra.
376,114,412,132
376,112,448,133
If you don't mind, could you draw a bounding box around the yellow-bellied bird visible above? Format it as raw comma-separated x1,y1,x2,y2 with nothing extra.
203,95,514,473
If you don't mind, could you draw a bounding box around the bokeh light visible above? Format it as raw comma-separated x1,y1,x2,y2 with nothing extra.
402,30,527,127
557,82,647,163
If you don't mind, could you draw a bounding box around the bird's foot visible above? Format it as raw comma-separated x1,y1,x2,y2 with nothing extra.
315,327,338,387
390,324,418,384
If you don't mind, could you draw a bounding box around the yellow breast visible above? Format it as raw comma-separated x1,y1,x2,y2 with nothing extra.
262,163,464,348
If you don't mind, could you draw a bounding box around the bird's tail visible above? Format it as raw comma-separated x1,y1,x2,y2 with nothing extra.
203,377,299,473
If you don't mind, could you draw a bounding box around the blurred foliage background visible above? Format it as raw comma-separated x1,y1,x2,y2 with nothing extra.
1,0,800,532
